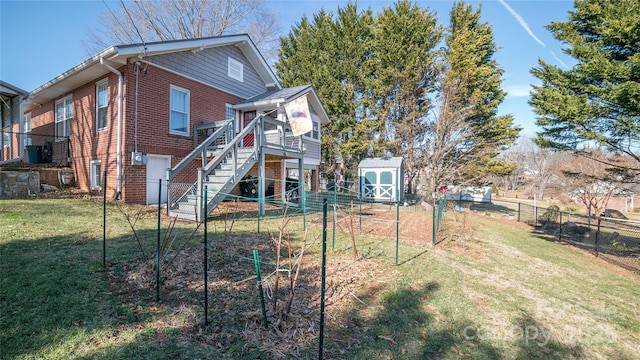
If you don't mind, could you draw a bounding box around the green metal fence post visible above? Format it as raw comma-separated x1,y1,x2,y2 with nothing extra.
319,199,328,359
395,179,399,266
253,250,268,328
332,185,336,251
432,197,436,246
156,178,162,302
102,170,107,268
203,185,209,324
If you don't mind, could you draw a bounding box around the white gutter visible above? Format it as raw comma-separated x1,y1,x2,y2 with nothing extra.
100,57,123,198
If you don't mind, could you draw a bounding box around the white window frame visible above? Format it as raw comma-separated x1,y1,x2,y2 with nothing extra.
169,85,190,136
96,79,108,132
2,127,10,148
24,113,32,146
90,160,102,190
55,95,72,141
228,57,244,82
225,103,236,122
304,120,320,141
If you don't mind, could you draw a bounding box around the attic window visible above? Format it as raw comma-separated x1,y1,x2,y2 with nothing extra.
228,57,243,82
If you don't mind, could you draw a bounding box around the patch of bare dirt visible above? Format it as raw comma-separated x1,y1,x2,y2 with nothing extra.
103,218,397,359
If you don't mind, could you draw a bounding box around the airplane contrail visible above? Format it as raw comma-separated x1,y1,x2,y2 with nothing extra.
550,50,569,69
498,0,546,47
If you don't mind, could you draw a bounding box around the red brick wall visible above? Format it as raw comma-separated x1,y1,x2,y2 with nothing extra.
273,161,283,199
310,168,319,192
28,60,243,203
120,61,242,203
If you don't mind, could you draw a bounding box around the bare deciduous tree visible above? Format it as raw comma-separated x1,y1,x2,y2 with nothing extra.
519,137,570,200
84,0,280,61
562,151,622,216
495,142,528,193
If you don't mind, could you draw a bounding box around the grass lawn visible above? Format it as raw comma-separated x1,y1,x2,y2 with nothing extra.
1,197,639,359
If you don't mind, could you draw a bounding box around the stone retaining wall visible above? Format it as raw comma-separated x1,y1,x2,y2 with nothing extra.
0,171,40,198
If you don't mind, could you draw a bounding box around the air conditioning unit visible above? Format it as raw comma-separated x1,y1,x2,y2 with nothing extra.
131,151,147,165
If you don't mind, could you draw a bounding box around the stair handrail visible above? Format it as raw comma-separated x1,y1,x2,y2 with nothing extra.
194,114,263,221
167,119,234,184
200,115,262,176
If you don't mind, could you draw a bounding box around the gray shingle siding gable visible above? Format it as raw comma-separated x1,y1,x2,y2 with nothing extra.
146,45,267,99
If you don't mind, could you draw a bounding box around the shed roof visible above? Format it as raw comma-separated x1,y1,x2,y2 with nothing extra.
358,157,403,169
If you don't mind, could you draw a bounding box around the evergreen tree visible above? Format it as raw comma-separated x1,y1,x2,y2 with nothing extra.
530,0,640,177
371,0,442,194
426,2,519,190
277,1,520,194
276,4,379,182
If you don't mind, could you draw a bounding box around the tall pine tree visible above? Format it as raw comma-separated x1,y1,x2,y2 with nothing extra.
371,0,442,194
276,4,379,182
277,1,520,193
426,2,519,190
530,0,640,177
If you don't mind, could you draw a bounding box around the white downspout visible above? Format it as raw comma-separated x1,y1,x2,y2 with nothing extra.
100,58,123,198
18,95,25,160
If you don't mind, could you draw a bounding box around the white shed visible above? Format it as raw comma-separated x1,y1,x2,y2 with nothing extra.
358,157,404,202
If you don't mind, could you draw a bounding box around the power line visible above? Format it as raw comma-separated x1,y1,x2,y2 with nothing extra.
100,0,145,53
119,0,147,53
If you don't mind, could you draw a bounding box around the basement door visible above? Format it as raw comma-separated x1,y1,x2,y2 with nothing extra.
146,154,171,205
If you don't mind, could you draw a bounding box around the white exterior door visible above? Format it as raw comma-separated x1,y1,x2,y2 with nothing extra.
146,155,171,205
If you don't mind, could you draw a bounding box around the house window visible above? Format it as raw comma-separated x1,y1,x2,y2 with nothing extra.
90,160,102,190
228,57,243,82
96,80,108,131
304,121,320,140
55,95,72,141
2,127,10,148
170,85,190,136
225,103,236,122
24,113,32,146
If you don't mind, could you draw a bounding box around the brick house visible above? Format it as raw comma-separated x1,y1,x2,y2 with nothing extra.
19,34,329,220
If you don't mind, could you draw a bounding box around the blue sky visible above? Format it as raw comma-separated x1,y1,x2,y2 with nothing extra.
0,0,575,137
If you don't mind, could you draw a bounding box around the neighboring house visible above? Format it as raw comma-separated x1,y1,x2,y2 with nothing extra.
569,185,638,213
21,34,329,221
1,81,29,163
444,185,492,203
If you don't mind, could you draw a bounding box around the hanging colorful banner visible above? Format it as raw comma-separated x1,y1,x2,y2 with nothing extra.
284,95,313,136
